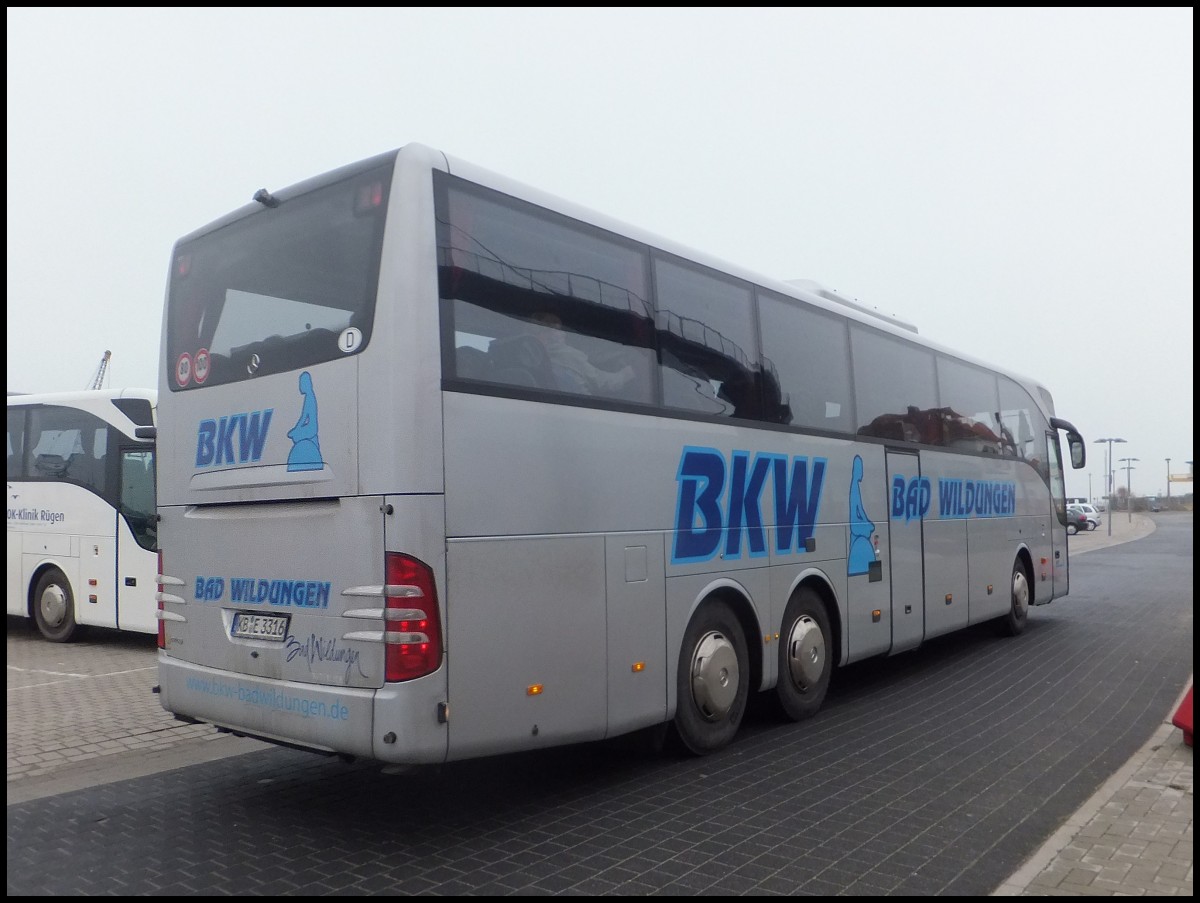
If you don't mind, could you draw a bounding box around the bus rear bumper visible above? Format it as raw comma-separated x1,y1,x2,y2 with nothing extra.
157,652,448,764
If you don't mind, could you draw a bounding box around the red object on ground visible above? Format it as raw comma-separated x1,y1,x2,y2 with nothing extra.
1172,686,1193,747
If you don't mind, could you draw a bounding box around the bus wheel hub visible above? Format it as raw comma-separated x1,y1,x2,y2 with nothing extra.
690,631,739,721
38,584,68,628
786,615,825,692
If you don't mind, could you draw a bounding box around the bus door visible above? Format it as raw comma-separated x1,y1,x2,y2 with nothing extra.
115,446,158,633
886,450,925,654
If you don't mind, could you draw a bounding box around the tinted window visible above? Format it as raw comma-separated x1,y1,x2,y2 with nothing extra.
851,326,939,443
433,174,1055,459
166,156,393,390
7,407,26,480
25,405,111,501
654,257,760,419
935,356,1004,454
437,174,655,404
999,376,1049,474
120,448,158,551
111,397,154,426
758,290,852,432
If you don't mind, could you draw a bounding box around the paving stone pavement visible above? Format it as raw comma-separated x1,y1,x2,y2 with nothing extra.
7,511,1193,895
994,512,1194,896
6,625,263,791
995,714,1193,895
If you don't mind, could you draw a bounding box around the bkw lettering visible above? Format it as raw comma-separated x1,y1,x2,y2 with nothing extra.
195,410,274,468
673,446,826,564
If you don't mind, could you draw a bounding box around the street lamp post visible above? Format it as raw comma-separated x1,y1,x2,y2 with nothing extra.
1095,437,1126,536
1166,458,1171,503
1119,457,1139,523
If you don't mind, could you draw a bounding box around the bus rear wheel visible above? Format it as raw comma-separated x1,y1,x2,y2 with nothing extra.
673,598,748,755
775,588,832,722
33,568,78,643
996,558,1030,637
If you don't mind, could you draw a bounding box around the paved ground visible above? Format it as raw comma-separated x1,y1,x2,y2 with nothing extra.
6,626,266,797
995,512,1194,896
997,717,1192,895
7,511,1193,895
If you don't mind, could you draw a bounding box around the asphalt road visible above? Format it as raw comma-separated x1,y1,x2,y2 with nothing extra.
6,513,1192,895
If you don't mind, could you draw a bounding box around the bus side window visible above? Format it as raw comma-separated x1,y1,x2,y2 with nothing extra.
120,449,158,552
6,409,23,480
655,257,758,419
850,325,938,442
758,290,852,433
437,173,655,407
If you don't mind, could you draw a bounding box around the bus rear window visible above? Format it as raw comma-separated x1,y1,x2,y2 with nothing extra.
165,158,393,390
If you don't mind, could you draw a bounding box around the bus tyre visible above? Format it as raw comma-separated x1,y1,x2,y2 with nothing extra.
673,598,749,756
33,569,78,643
775,588,832,722
996,558,1031,637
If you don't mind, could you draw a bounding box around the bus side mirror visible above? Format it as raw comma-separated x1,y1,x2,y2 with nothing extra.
1067,433,1085,469
1049,418,1086,470
135,426,157,440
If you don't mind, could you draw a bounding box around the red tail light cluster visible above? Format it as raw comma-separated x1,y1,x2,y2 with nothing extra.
383,552,443,682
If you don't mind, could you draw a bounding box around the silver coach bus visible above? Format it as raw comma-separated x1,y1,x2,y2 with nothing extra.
155,144,1085,764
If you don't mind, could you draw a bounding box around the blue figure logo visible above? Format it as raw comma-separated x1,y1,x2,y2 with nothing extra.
286,371,324,472
847,455,876,576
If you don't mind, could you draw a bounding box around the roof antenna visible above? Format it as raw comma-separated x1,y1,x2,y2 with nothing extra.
253,188,280,208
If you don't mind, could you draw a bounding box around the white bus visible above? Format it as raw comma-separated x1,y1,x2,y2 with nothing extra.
7,389,158,641
155,144,1086,764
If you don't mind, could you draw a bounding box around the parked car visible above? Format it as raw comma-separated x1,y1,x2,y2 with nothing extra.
1065,504,1090,535
1077,503,1102,529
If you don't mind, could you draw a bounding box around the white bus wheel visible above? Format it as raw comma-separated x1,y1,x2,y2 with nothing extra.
33,569,78,643
673,598,749,756
775,588,832,722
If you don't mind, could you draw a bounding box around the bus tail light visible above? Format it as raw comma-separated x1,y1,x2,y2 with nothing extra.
384,552,442,682
355,181,385,213
156,551,166,650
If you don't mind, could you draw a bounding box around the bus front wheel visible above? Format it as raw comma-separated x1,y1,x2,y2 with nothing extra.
996,558,1031,637
673,598,749,755
775,588,832,722
33,569,78,643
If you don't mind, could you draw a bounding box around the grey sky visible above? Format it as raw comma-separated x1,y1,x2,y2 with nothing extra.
6,7,1193,498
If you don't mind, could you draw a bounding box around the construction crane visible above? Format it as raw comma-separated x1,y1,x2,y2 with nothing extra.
88,350,112,390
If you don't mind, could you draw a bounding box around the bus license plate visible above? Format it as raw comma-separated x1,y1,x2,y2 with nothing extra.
231,612,290,641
